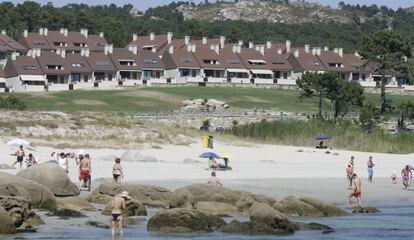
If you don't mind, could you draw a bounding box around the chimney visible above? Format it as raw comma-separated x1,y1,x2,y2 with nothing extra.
1,30,5,35
294,50,299,58
186,44,192,52
236,45,241,54
232,45,237,53
277,49,282,54
304,44,310,54
324,46,329,51
286,40,291,53
248,42,254,49
214,44,220,55
202,37,208,45
43,28,48,36
11,52,19,61
133,45,138,55
150,32,155,41
133,33,138,41
128,45,133,52
35,48,41,57
238,40,243,46
169,46,174,54
255,45,260,51
191,44,196,53
81,48,86,56
31,50,36,59
85,48,90,58
210,44,215,50
56,48,61,56
338,48,343,57
333,48,339,54
80,28,88,38
312,48,317,56
108,44,113,54
184,36,190,45
259,45,265,55
64,29,68,37
99,32,104,38
61,49,66,58
104,45,109,55
60,28,65,34
167,32,173,44
266,41,272,49
316,47,321,56
23,30,28,38
220,36,226,48
39,28,44,35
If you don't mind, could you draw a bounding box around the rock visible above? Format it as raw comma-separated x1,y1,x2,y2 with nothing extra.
235,194,256,212
0,195,32,227
299,197,350,217
85,220,110,229
102,197,147,217
87,182,172,208
120,150,157,162
169,189,194,209
0,206,16,234
47,208,87,218
278,196,323,217
23,214,44,227
0,172,56,209
17,163,79,197
352,207,381,214
249,202,287,220
0,163,15,169
195,201,240,217
294,222,334,233
56,197,95,211
219,220,249,234
147,208,226,233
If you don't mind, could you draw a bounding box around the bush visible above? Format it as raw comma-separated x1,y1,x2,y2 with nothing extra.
0,95,27,110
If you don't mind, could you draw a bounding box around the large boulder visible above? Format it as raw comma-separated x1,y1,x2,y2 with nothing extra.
56,197,95,211
0,172,56,209
299,197,350,217
17,163,79,197
147,208,226,233
352,207,381,214
195,201,240,217
0,195,43,229
102,197,147,217
87,182,171,208
0,206,16,234
249,202,287,220
278,196,324,217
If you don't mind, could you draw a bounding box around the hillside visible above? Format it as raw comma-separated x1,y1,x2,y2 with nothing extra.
175,0,387,24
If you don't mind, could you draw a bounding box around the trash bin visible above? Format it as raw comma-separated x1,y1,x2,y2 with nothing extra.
202,135,209,148
208,136,214,149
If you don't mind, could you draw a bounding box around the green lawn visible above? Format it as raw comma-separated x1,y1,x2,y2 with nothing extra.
2,87,412,112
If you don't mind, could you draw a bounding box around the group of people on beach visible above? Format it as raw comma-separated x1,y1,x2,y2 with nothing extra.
346,155,413,208
12,145,38,169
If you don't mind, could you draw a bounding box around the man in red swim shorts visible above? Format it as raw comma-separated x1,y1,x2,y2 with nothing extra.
78,155,91,189
348,173,362,208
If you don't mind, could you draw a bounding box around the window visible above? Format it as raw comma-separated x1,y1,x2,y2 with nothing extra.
283,72,288,79
361,74,366,80
180,57,193,63
23,65,37,70
96,61,111,66
71,73,81,82
248,59,266,65
272,60,285,65
119,60,135,66
84,75,89,82
94,72,105,80
72,63,85,68
53,42,67,47
328,63,343,68
274,71,281,78
227,59,240,64
46,65,64,70
203,59,219,65
74,42,87,47
306,60,320,66
33,41,45,46
108,74,113,80
144,58,157,64
352,73,359,81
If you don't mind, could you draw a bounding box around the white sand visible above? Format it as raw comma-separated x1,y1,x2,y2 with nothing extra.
1,138,413,204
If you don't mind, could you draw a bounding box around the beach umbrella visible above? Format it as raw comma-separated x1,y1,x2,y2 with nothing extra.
315,134,333,140
199,152,221,159
7,138,30,147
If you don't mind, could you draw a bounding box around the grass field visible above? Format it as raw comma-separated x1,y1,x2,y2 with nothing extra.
2,87,413,113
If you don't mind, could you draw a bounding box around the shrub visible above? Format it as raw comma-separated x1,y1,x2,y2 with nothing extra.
0,95,27,110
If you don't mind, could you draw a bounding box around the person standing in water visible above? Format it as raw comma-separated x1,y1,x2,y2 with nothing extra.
348,173,362,208
12,145,25,169
367,156,375,183
401,165,412,190
78,154,91,189
110,191,129,239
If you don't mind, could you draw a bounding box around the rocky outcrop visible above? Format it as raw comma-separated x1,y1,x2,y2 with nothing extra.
168,184,277,215
352,207,381,214
299,197,350,217
47,208,87,218
0,172,56,209
195,201,239,217
56,197,95,211
147,208,226,233
0,206,16,234
87,182,172,208
17,163,79,197
0,195,43,230
276,196,332,217
102,197,147,217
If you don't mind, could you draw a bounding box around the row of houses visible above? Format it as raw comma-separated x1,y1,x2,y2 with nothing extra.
0,29,411,92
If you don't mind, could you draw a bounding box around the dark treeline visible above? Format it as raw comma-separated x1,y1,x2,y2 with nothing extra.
0,1,413,51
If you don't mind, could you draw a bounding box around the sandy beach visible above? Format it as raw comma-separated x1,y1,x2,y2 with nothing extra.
1,138,412,205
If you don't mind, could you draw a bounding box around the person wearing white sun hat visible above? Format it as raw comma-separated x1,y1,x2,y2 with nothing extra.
110,191,130,238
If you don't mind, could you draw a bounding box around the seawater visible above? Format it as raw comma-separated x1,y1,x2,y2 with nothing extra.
9,202,414,240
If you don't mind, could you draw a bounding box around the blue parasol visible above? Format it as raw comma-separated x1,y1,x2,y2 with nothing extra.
199,152,221,159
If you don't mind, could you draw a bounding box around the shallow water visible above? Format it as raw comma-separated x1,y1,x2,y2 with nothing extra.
8,201,414,240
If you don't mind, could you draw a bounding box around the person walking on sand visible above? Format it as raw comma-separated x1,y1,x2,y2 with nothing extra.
367,156,375,183
401,165,412,190
112,158,124,183
79,154,91,189
110,191,129,239
348,173,362,208
207,171,222,186
12,145,25,169
346,163,354,189
58,152,69,173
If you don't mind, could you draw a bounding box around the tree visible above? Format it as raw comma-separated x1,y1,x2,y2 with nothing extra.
396,101,414,130
359,102,380,133
360,31,413,113
296,72,326,118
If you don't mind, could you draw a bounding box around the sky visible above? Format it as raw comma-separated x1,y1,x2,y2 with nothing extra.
2,0,414,10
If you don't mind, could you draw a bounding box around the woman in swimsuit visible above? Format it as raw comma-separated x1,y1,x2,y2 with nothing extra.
112,158,124,183
111,191,129,238
401,165,412,190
